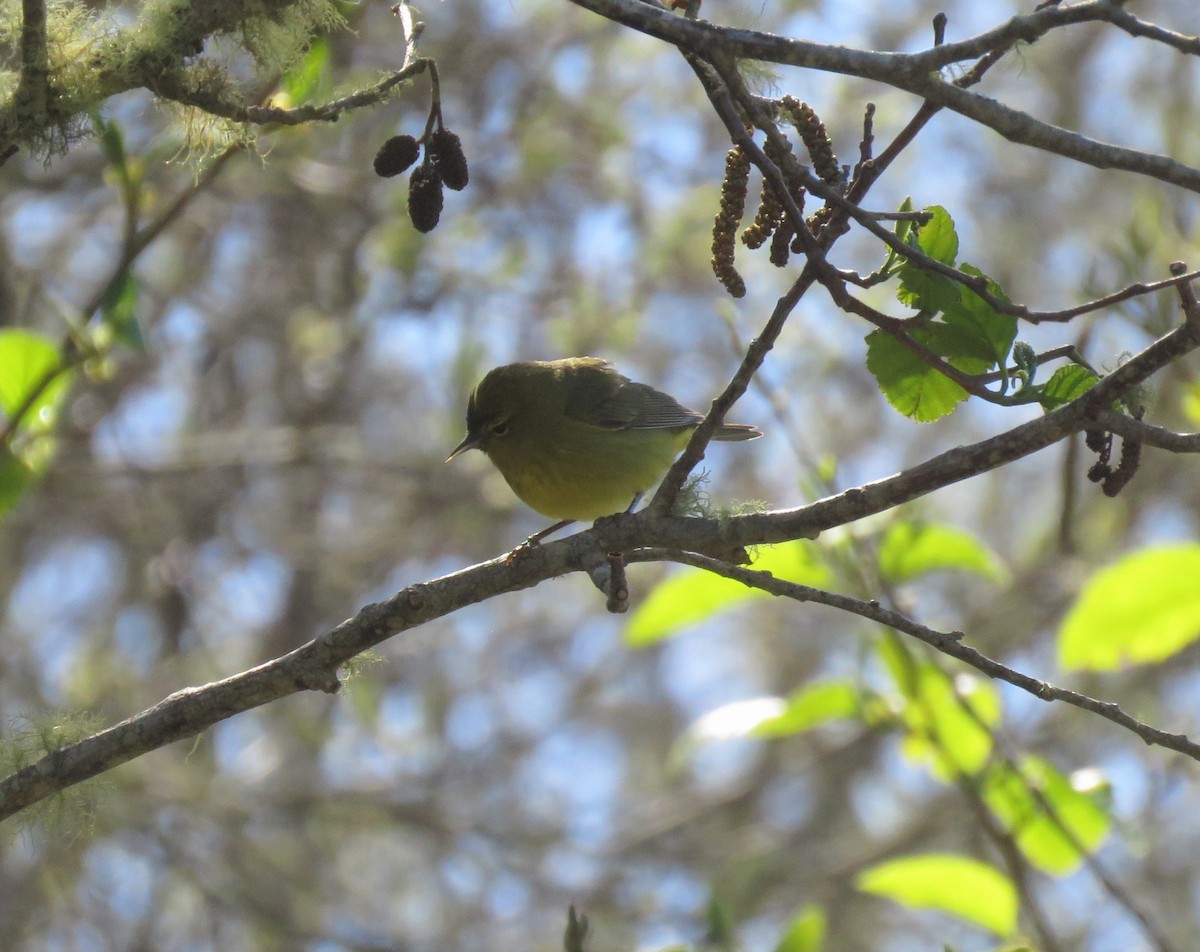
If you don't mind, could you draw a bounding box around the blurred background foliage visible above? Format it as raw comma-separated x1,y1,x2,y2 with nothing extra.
1,0,1199,949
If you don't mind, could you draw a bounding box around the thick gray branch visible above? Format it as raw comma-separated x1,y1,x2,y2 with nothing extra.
563,0,1200,193
3,310,1198,822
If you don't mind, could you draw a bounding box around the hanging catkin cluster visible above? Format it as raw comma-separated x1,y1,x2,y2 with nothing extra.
709,98,845,295
711,146,751,298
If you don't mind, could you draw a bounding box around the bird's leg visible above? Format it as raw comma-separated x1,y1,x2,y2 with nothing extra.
507,519,576,562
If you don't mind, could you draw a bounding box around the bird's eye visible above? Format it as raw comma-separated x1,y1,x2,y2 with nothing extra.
489,420,510,436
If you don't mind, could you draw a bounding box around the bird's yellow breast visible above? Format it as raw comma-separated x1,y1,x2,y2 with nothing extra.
485,425,691,521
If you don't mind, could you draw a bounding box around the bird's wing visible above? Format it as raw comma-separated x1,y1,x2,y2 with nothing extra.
565,362,703,431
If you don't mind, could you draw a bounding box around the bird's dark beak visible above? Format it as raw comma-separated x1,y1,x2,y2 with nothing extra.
446,433,482,462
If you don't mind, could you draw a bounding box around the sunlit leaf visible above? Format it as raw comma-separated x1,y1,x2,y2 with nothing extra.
878,521,1005,584
0,329,72,435
913,205,958,265
1039,365,1098,411
892,196,916,246
865,329,969,422
626,542,830,646
685,697,786,745
775,904,825,952
947,263,1016,366
754,680,859,738
282,38,332,106
982,757,1111,875
1183,382,1200,426
899,670,1000,779
896,206,960,313
877,639,1000,778
1058,544,1200,670
856,853,1017,936
0,448,33,517
100,273,145,352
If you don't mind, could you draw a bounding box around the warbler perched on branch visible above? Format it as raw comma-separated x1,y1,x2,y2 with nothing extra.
448,357,761,542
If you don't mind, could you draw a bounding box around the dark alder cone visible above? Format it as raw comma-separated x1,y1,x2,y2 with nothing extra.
1085,429,1111,454
1103,435,1142,497
374,135,420,178
429,129,469,190
407,164,444,232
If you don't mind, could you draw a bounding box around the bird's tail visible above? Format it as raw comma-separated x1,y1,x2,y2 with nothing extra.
712,423,763,441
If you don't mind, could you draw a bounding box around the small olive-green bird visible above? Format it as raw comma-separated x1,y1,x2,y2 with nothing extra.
448,357,761,540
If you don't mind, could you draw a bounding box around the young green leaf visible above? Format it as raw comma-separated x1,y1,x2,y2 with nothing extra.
100,273,145,352
982,757,1111,874
912,205,959,265
0,329,71,435
94,113,127,172
1059,544,1200,670
856,854,1017,936
899,670,1000,779
282,39,332,106
878,521,1006,584
1038,365,1099,410
0,448,33,517
753,680,859,738
893,196,916,245
775,904,826,952
877,639,1000,778
626,542,830,646
895,206,959,310
945,264,1017,366
865,330,970,422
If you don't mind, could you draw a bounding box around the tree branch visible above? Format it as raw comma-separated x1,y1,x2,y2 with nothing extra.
5,300,1199,820
563,0,1200,193
659,551,1200,762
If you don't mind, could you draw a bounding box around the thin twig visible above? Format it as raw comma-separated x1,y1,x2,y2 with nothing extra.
0,145,240,446
649,551,1200,761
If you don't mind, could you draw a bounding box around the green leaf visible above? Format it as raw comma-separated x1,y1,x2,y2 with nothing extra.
982,757,1111,875
678,698,786,755
626,569,755,647
775,904,825,952
856,854,1017,936
99,273,145,352
1058,544,1200,670
877,639,1000,778
914,205,959,265
282,38,332,106
896,206,959,313
946,264,1017,366
899,669,1000,779
1011,341,1038,386
878,521,1005,584
626,542,830,647
897,266,961,315
754,680,859,738
705,897,735,952
750,540,832,585
865,329,969,422
1183,382,1200,425
1039,365,1098,410
893,196,916,246
94,113,126,170
0,329,71,436
0,448,34,518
